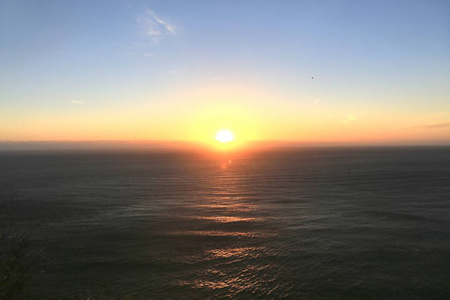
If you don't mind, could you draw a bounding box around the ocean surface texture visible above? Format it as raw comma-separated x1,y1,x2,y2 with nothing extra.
0,147,449,299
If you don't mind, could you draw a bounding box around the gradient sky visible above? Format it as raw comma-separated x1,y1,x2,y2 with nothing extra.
1,0,449,146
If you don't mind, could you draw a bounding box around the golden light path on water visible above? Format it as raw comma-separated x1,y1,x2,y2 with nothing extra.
167,157,282,296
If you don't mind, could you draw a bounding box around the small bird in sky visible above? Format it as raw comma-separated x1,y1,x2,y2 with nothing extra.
311,76,314,79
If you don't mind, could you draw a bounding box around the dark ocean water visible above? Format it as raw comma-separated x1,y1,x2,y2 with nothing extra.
1,147,450,299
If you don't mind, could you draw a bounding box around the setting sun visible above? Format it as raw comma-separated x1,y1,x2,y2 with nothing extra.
215,129,234,143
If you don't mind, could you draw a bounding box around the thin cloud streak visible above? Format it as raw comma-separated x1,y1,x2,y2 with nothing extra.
168,68,181,74
340,114,356,124
422,122,450,129
418,111,447,119
137,9,177,44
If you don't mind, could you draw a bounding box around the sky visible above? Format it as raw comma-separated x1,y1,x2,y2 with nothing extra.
1,0,449,148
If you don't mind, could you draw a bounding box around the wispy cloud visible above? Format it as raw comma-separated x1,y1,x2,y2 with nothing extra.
71,100,85,104
430,111,447,118
137,9,177,44
422,122,450,129
168,68,180,74
406,122,450,129
418,111,447,120
340,115,356,124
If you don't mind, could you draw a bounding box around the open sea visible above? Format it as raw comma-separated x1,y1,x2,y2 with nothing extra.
1,147,449,299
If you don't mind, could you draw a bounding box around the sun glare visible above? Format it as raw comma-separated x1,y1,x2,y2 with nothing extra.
215,129,234,143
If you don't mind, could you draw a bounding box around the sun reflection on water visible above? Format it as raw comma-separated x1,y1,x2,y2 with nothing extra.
171,230,268,238
167,157,281,296
194,216,262,223
205,247,266,259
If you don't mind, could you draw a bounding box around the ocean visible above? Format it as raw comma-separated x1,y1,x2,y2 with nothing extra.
1,147,449,299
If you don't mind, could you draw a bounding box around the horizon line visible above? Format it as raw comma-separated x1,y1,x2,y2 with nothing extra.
1,139,450,151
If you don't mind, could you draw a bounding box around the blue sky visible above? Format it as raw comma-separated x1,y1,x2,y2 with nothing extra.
1,0,449,144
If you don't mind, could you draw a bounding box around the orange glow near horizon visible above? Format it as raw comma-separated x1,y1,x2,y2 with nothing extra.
1,82,450,146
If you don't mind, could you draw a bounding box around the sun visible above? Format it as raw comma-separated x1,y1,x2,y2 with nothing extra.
215,129,234,143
